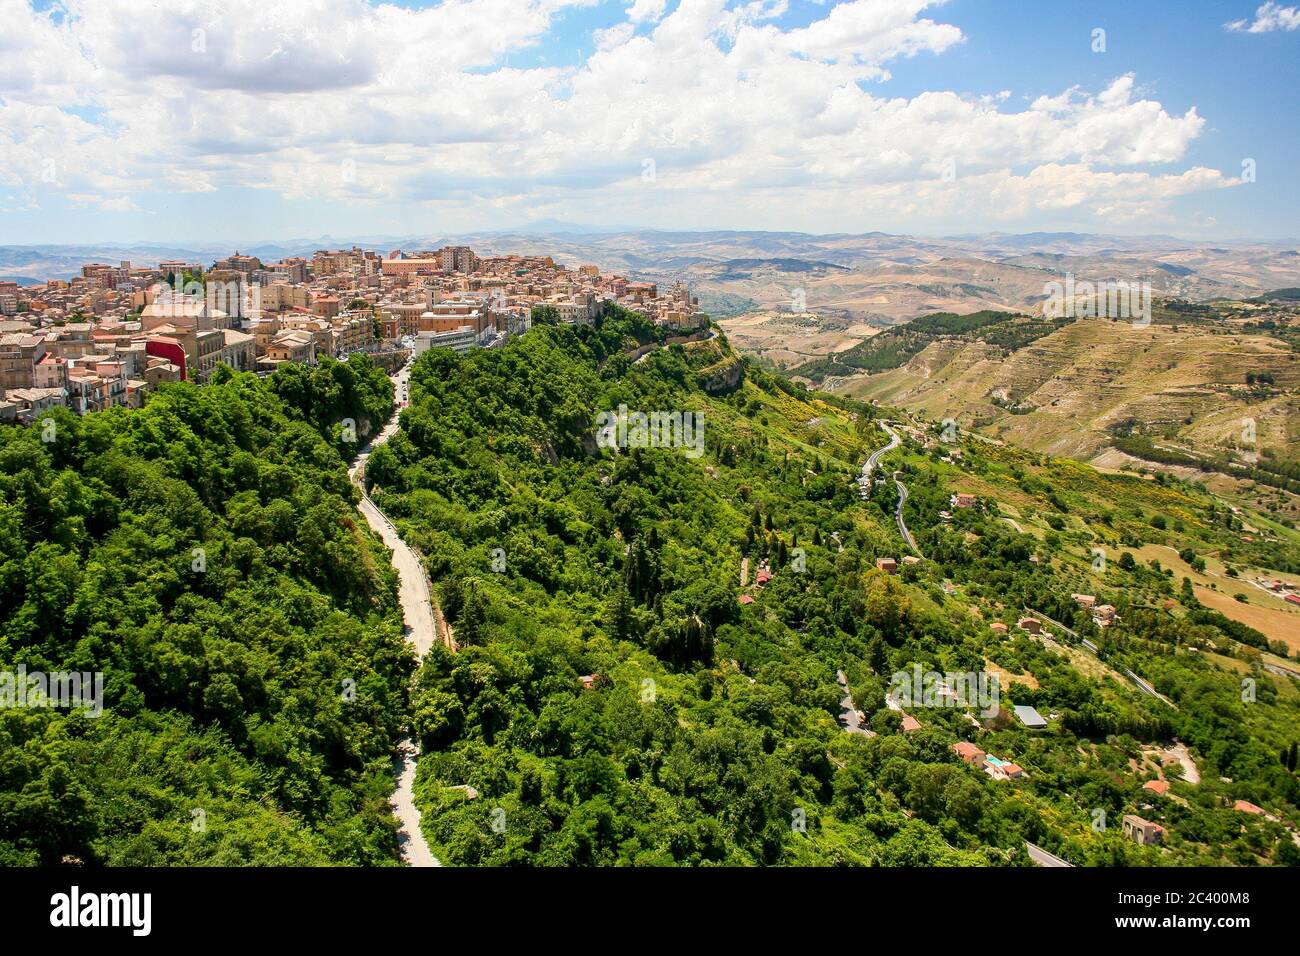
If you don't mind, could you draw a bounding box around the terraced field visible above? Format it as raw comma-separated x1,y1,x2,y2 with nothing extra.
833,319,1300,464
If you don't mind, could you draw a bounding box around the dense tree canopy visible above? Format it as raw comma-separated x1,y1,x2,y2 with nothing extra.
0,356,410,865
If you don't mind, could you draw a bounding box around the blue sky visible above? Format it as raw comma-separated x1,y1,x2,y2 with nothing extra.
1,0,1297,244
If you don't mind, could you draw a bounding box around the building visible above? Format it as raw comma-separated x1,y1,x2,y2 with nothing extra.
414,326,478,355
876,557,898,574
951,493,977,509
0,333,45,390
331,312,375,355
1018,617,1042,635
983,755,1024,779
5,386,66,421
1233,800,1266,815
1122,814,1164,845
211,252,263,274
990,622,1009,634
1143,780,1169,796
261,329,316,368
953,741,986,764
1093,604,1118,627
381,258,441,277
439,245,477,274
1013,705,1047,729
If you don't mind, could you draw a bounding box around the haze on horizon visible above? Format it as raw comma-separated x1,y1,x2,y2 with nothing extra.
1,0,1298,245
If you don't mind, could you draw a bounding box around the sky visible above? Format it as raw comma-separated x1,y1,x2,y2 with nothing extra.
0,0,1297,244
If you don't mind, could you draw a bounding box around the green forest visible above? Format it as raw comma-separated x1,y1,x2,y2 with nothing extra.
363,310,1300,866
0,355,412,865
3,309,1299,868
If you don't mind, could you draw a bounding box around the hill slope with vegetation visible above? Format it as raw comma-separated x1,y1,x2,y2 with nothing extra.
828,304,1300,520
0,356,412,866
369,312,1300,866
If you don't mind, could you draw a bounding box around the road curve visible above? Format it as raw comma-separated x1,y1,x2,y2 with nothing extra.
893,477,919,555
1025,841,1074,867
859,422,921,557
349,362,442,868
858,421,901,496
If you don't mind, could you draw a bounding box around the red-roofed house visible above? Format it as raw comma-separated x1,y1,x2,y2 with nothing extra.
1143,780,1169,796
1234,800,1266,815
953,741,985,764
900,713,922,733
738,594,754,606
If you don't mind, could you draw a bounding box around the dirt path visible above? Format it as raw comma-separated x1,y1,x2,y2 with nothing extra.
350,363,445,867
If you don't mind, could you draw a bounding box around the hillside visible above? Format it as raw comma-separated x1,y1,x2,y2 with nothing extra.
361,311,1300,867
0,356,412,865
819,304,1299,518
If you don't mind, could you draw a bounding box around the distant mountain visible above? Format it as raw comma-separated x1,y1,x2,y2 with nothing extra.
3,230,1298,297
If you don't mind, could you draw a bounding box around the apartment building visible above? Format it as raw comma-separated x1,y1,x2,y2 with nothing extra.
414,326,479,355
439,245,477,274
211,253,263,274
380,258,442,277
262,329,316,369
332,311,375,355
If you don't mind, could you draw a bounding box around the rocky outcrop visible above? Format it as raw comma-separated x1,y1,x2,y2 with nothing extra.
697,355,744,394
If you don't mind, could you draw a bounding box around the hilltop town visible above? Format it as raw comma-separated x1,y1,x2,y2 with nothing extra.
0,246,708,422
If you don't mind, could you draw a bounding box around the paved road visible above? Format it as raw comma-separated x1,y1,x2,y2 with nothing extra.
836,670,876,737
1023,606,1174,708
858,421,901,497
349,363,442,867
857,423,921,555
1025,841,1074,867
1265,662,1300,681
893,477,919,554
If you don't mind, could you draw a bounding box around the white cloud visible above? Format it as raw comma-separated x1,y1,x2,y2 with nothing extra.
0,0,1235,234
1226,2,1300,32
627,0,669,23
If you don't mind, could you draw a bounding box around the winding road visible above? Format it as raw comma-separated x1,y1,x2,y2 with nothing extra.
858,421,900,496
892,477,919,555
349,361,445,868
860,422,921,557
